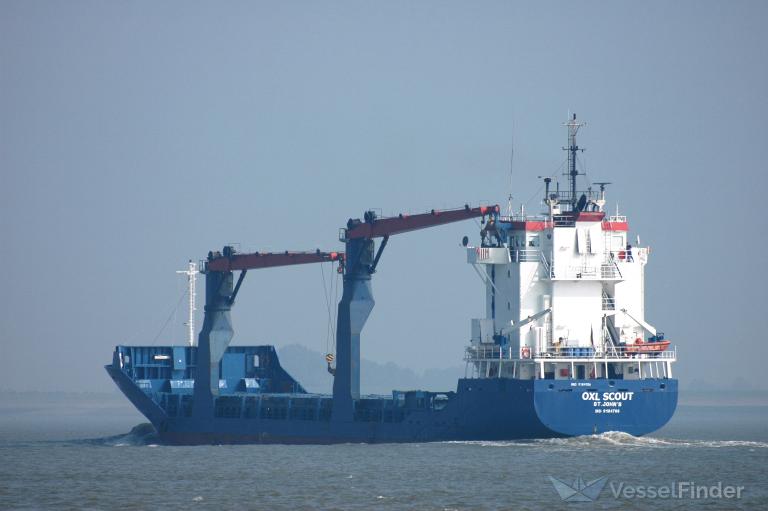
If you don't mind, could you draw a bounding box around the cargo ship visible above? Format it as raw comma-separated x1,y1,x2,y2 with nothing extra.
106,115,678,444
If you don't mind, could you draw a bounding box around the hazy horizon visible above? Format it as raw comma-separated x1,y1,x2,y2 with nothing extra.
2,1,767,393
2,341,767,399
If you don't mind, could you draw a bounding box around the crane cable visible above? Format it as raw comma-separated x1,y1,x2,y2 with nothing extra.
320,261,338,359
150,287,189,346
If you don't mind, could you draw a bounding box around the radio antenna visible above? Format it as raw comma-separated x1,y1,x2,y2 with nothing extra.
563,113,586,208
507,123,515,216
176,260,198,346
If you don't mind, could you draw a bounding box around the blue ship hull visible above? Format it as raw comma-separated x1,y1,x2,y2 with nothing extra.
106,345,677,444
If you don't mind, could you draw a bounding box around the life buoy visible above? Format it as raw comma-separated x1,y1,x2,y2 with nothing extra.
634,338,643,345
521,346,531,359
618,250,626,261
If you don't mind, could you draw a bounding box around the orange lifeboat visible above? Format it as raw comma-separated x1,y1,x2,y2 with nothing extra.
624,340,671,354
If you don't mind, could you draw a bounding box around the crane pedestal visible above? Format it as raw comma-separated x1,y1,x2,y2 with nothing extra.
332,238,375,422
193,270,234,419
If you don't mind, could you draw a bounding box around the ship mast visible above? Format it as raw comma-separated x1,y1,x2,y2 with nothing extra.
176,260,198,347
563,113,586,208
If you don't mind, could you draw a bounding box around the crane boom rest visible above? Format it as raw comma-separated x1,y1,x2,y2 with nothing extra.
332,205,499,421
193,245,344,419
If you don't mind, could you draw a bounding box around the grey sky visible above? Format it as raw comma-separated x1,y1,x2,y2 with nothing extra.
1,0,766,392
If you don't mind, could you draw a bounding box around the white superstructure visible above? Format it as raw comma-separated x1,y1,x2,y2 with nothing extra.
465,116,675,382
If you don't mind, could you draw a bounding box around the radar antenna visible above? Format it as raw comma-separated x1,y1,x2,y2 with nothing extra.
593,182,611,200
538,175,557,202
591,182,611,212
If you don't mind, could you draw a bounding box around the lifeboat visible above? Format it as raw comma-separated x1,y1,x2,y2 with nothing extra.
624,339,671,354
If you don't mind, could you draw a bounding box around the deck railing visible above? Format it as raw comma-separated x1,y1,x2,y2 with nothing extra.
465,344,677,361
510,248,541,263
507,250,624,281
546,262,623,280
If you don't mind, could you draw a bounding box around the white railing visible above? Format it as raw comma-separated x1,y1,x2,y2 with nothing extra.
510,249,541,263
465,345,676,361
465,346,515,361
540,252,553,278
546,262,623,280
537,346,677,360
508,250,623,281
600,262,622,279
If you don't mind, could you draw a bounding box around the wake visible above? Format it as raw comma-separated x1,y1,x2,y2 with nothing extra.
74,423,160,447
443,431,768,449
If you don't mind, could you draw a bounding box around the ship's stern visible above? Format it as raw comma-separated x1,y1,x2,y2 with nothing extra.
533,378,678,436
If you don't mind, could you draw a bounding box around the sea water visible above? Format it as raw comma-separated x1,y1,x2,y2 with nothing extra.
1,392,766,510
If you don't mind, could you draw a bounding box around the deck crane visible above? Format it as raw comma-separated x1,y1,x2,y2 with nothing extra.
194,245,344,419
332,204,499,421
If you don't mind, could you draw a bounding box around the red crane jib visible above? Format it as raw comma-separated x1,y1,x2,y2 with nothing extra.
345,205,499,239
206,251,343,272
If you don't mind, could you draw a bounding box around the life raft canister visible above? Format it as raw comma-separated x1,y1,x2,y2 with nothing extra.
521,346,531,359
